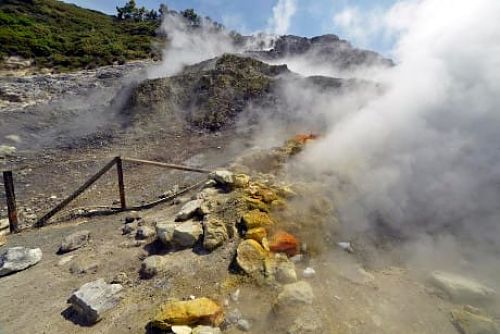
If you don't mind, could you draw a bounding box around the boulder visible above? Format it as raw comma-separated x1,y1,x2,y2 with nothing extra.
429,271,496,303
451,306,500,334
275,281,314,308
192,326,222,334
122,222,137,235
59,230,90,253
156,221,176,246
176,200,203,222
173,220,203,248
136,226,155,240
241,210,274,230
233,174,250,188
140,255,168,278
236,239,267,274
151,297,224,330
202,216,228,251
0,247,42,276
68,278,123,324
211,170,234,186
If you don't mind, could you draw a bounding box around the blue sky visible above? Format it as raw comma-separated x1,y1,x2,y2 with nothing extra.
63,0,398,54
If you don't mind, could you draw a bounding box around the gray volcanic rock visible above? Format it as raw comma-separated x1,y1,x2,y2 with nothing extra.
0,246,42,276
68,278,123,324
59,230,90,253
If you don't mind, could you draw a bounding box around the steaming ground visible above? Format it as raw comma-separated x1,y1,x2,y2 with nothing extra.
1,0,500,333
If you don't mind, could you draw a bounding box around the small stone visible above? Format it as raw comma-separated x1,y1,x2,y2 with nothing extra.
337,241,353,253
226,308,242,324
0,247,42,276
429,271,496,303
451,306,500,334
202,216,228,251
151,297,224,329
275,281,314,307
140,256,167,278
241,210,274,230
59,230,90,253
236,239,267,274
0,235,6,247
230,289,240,302
275,258,297,284
136,226,155,239
69,260,99,275
111,272,129,284
192,326,222,334
173,220,203,248
122,222,137,235
290,254,303,263
0,218,9,236
176,200,203,222
68,278,123,324
237,319,251,331
125,211,141,224
156,221,176,246
233,174,250,188
302,267,316,278
57,255,74,266
172,325,193,334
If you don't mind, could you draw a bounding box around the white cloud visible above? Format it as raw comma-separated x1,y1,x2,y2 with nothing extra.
267,0,298,35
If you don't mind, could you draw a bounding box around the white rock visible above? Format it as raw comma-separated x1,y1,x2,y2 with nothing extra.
302,267,316,279
429,271,496,302
237,319,251,331
172,325,193,334
337,241,353,253
192,326,222,334
0,247,42,276
176,199,203,221
57,255,74,266
68,278,123,324
173,220,202,248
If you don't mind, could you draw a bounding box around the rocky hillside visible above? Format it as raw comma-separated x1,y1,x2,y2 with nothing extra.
0,0,161,72
247,34,393,69
126,54,371,130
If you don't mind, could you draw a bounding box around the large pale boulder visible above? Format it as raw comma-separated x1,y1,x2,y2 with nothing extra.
173,220,203,248
68,278,123,324
429,271,496,303
156,221,176,246
59,230,90,253
451,306,500,334
0,247,42,276
151,297,224,330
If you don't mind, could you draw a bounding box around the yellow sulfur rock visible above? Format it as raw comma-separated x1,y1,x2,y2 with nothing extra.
245,227,267,243
236,239,268,274
233,174,250,188
243,196,270,213
241,210,274,230
151,297,224,330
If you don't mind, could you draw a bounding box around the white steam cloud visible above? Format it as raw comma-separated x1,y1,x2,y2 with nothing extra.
296,0,500,278
267,0,297,35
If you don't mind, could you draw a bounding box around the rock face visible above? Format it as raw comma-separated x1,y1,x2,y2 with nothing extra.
68,278,123,324
0,247,42,276
59,230,90,253
451,306,500,334
202,216,228,251
151,297,224,330
236,239,267,274
176,200,203,222
429,271,496,303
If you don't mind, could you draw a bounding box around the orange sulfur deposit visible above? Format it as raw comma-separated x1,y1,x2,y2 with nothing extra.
269,230,300,257
291,133,319,144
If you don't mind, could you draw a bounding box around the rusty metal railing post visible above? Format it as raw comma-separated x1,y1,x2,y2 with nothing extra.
3,171,19,233
115,157,127,210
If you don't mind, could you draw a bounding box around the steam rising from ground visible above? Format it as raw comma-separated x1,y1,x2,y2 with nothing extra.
267,0,297,35
287,0,500,281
